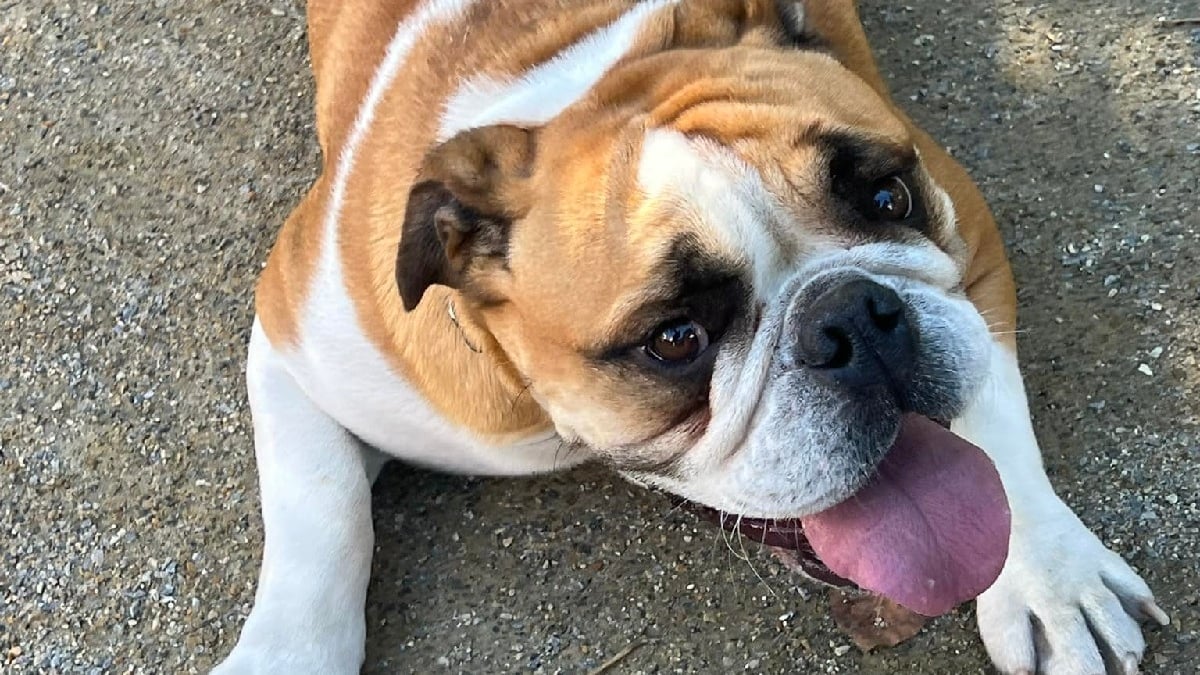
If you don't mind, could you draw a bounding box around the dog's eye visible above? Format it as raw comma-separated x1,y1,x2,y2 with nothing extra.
830,160,920,226
644,319,709,364
868,175,913,220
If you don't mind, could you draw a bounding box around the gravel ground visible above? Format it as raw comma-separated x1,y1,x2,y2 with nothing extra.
2,1,1198,673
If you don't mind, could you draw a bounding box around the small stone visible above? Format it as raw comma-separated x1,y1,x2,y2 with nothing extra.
1150,302,1163,311
1094,184,1104,193
1165,494,1179,505
834,645,852,656
1138,364,1154,376
1149,346,1164,359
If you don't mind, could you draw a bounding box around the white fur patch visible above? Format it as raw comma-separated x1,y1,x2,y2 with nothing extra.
437,0,681,141
214,321,376,673
636,128,793,300
951,342,1053,497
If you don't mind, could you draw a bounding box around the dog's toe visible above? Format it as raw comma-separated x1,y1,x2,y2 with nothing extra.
976,505,1164,675
976,590,1036,674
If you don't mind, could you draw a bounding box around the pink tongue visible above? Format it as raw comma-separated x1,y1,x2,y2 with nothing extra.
800,414,1011,616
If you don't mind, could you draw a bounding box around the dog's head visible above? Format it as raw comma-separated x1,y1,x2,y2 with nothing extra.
399,41,995,519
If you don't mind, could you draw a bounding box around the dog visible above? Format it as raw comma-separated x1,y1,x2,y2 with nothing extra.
212,1,1169,672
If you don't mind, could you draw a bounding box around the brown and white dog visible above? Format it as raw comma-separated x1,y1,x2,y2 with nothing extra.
213,1,1169,673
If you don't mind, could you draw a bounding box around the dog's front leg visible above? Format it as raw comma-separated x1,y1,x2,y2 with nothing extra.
212,321,377,675
953,340,1168,675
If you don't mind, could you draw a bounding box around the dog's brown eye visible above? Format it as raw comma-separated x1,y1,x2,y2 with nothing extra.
645,319,710,364
869,175,913,220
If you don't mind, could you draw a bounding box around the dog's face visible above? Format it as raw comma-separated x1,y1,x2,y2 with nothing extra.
398,47,992,518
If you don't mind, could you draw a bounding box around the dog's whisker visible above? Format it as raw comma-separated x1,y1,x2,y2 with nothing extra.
740,518,783,604
718,511,750,563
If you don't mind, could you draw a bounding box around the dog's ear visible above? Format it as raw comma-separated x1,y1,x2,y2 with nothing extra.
396,125,537,311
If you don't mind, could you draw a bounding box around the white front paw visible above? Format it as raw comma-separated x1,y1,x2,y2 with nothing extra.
976,502,1169,675
211,643,363,675
210,613,365,675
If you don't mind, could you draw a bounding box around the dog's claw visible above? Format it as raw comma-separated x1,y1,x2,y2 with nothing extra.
1122,652,1140,675
1140,600,1170,626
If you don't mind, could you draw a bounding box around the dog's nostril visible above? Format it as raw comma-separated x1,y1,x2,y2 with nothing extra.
821,327,854,369
867,295,902,332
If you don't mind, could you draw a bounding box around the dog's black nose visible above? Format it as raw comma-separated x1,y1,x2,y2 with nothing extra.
796,279,917,391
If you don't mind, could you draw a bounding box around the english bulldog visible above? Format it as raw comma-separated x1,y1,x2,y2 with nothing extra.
213,1,1169,672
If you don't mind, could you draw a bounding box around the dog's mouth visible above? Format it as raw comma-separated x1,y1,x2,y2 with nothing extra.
682,414,1013,616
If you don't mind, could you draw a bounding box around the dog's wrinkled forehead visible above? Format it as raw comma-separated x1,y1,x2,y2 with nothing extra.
612,71,952,299
630,126,957,306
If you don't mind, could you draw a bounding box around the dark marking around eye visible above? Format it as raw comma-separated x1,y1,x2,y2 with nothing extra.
590,236,749,367
822,133,931,233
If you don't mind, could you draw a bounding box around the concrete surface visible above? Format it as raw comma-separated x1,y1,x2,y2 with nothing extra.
1,1,1198,673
